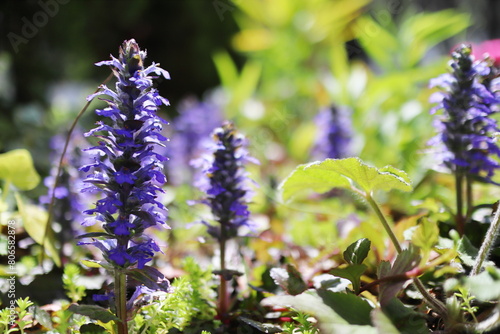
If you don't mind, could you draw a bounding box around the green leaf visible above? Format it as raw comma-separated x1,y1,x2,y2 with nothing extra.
68,304,120,323
344,238,371,265
270,264,308,296
76,232,114,239
31,305,53,330
212,51,238,88
356,16,400,69
80,259,104,269
330,264,367,294
15,193,61,267
261,291,346,329
317,290,373,325
280,158,412,202
0,149,40,190
379,298,429,334
238,317,282,333
378,248,420,306
371,308,400,334
464,267,500,301
263,291,378,333
412,218,439,252
79,324,108,333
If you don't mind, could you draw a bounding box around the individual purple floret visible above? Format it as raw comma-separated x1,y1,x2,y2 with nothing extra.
167,97,223,184
79,39,170,269
429,44,500,182
312,105,353,160
193,121,258,240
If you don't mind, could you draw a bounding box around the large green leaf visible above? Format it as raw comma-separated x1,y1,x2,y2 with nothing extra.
0,149,40,191
379,298,429,334
261,291,378,333
317,290,373,325
280,158,412,202
15,193,61,267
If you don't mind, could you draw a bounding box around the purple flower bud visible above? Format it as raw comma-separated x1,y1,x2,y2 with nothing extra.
193,121,258,240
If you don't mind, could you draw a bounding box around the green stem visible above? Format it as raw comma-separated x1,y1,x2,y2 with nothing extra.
218,221,228,321
455,172,465,236
465,175,473,223
471,201,500,276
114,267,128,334
365,194,402,254
365,193,448,317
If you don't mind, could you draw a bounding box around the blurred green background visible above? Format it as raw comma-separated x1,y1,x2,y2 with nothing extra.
1,0,500,307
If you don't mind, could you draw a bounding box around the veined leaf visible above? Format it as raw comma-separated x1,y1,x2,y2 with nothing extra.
280,158,412,202
412,218,439,252
344,238,371,265
0,149,40,191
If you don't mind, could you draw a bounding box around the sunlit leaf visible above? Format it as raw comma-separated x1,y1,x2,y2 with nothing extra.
371,308,400,334
0,149,40,191
330,264,367,294
412,218,439,252
263,291,378,333
356,15,400,69
15,193,61,267
270,264,307,296
344,238,371,265
213,51,238,88
280,158,412,202
465,267,500,301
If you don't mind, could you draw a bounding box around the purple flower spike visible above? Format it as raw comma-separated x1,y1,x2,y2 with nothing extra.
312,105,353,160
429,44,500,183
79,39,169,268
194,121,258,240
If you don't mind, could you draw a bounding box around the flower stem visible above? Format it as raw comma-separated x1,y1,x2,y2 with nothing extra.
365,194,402,254
114,266,128,334
218,221,229,321
471,201,500,276
465,175,473,223
455,172,465,236
365,193,448,317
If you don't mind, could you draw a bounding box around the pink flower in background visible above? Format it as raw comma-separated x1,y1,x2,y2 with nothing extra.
473,39,500,66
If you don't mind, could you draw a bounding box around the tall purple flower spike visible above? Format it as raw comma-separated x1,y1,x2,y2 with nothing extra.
429,44,500,183
79,39,170,269
193,121,258,240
